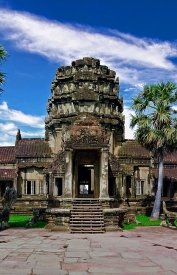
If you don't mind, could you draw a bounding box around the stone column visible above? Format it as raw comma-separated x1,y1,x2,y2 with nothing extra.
64,149,73,198
49,172,53,197
122,174,126,198
22,179,26,195
110,129,115,154
99,148,109,198
117,173,122,198
131,175,135,198
43,174,47,195
13,177,17,192
55,127,62,152
73,162,78,198
94,159,99,198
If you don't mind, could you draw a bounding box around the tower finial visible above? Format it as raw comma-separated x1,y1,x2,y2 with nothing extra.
15,129,21,146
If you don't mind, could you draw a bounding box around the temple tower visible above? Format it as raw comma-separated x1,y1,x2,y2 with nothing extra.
45,57,124,198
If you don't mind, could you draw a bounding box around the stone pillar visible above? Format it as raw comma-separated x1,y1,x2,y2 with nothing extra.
64,149,73,198
53,177,57,196
94,159,100,198
122,174,126,198
99,148,109,198
117,173,122,198
13,177,17,192
131,175,135,198
55,127,62,152
73,162,78,198
49,172,53,197
43,174,47,195
110,129,115,154
22,179,26,195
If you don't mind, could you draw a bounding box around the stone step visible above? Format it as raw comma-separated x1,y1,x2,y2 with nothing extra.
72,209,102,211
70,219,104,221
70,199,105,234
70,225,105,229
74,198,99,202
71,210,103,213
71,219,103,223
72,205,102,210
70,213,103,217
73,201,101,204
72,209,102,212
70,227,105,234
73,203,102,208
70,224,105,228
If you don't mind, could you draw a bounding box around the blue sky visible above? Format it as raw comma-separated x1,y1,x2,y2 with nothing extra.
0,0,177,145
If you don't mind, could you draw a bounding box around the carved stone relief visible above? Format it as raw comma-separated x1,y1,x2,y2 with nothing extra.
74,150,99,163
44,151,65,174
45,57,124,145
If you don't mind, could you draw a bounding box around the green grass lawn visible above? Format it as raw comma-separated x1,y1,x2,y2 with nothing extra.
8,214,163,230
123,215,162,230
9,215,47,228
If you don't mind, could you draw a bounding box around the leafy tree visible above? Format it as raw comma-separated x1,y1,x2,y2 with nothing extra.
0,44,8,93
130,82,177,219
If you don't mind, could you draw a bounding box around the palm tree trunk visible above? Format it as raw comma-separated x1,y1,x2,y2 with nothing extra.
150,152,164,220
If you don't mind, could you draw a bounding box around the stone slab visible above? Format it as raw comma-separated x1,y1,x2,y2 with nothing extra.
0,227,177,274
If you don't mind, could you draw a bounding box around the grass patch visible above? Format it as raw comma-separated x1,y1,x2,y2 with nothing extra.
123,223,137,230
8,215,47,228
8,214,163,230
123,215,161,230
9,215,32,227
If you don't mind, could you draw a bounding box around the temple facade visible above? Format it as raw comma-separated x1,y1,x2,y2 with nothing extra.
0,57,177,211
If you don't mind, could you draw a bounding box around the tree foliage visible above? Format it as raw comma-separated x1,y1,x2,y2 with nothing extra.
0,44,9,93
131,82,177,219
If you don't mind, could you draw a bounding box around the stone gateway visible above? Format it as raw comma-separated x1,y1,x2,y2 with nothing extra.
0,57,177,231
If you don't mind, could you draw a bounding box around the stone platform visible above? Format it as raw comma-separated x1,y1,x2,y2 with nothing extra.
0,226,177,274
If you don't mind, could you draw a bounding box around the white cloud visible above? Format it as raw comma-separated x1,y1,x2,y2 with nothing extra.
0,8,177,142
123,107,136,139
124,87,137,92
0,101,8,111
21,129,45,137
0,8,177,89
0,122,16,132
0,122,17,146
0,101,44,145
0,101,44,128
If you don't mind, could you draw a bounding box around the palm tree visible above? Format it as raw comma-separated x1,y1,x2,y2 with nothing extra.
0,44,8,93
130,82,177,219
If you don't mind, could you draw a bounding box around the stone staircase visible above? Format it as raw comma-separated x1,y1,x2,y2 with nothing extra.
70,198,105,233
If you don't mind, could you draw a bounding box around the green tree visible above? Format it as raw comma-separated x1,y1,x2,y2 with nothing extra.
0,44,8,93
130,82,177,219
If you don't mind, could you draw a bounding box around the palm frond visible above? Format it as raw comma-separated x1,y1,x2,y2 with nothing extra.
0,45,8,64
0,44,8,93
131,81,177,155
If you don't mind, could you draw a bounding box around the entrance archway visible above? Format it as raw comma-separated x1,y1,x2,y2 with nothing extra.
73,150,100,198
78,164,94,196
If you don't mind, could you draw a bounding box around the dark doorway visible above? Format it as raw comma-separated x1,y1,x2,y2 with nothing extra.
126,176,131,198
0,181,13,197
108,177,116,196
55,178,62,196
78,164,94,196
0,182,6,197
162,180,169,197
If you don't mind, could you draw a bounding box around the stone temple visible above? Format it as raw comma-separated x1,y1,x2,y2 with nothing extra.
0,57,177,231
